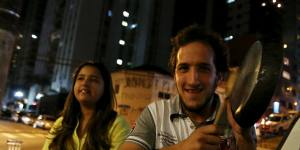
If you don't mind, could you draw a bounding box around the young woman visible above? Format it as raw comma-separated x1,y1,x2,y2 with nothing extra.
43,61,130,150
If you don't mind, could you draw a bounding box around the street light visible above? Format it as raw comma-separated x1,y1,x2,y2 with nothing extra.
14,91,24,98
116,59,123,65
36,93,44,100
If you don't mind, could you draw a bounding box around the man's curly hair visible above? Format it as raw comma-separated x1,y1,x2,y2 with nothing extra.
169,25,229,75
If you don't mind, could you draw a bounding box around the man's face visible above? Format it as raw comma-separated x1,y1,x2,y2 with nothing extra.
175,41,218,112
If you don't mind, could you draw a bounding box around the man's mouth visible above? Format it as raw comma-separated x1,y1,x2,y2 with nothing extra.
185,89,203,93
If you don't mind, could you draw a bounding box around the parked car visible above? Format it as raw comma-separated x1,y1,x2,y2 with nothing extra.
288,110,300,119
259,113,292,136
21,113,37,125
33,115,56,130
0,109,12,119
10,111,27,122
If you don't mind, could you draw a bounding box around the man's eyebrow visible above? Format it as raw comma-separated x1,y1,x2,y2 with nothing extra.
197,63,212,67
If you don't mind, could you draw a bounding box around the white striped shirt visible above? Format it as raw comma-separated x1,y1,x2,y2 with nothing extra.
126,95,218,149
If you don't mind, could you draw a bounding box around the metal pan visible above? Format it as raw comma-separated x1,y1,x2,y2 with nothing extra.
229,40,283,128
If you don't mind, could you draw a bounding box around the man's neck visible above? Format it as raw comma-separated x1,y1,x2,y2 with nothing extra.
182,95,216,124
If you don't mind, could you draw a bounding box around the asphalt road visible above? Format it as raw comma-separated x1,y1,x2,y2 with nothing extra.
0,119,284,150
0,119,48,150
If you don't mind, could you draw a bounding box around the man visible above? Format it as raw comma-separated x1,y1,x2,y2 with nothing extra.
120,25,256,150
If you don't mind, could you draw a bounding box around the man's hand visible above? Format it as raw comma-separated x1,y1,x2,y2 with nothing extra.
162,124,224,150
226,101,256,150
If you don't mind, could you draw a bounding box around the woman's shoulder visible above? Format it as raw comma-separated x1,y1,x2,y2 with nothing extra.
50,116,63,130
110,115,130,130
54,116,63,124
109,115,130,138
113,115,128,125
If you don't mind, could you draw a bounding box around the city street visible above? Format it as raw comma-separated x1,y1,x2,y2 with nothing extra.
0,119,286,150
257,135,283,150
0,119,48,149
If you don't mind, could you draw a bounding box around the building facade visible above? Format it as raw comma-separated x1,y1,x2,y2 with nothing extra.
50,0,175,92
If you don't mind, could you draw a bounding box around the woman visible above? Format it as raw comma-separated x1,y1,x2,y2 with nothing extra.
43,61,130,150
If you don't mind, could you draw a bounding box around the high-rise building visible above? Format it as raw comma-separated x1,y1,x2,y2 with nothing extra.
0,0,22,104
225,0,299,111
51,0,175,92
282,0,300,110
4,0,48,104
172,0,228,36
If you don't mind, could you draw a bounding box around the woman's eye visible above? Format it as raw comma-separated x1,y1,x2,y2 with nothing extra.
92,78,99,82
77,76,84,80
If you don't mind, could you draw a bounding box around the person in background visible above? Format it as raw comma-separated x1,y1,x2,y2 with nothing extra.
120,25,256,150
43,61,130,150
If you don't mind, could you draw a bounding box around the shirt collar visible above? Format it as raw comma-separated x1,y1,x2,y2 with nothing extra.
170,94,220,124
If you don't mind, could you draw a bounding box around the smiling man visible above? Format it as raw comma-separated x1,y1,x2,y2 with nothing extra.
120,25,256,150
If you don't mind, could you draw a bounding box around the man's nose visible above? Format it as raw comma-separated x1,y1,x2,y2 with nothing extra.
188,69,200,85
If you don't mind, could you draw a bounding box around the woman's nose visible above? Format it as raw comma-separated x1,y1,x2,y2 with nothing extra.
82,78,90,85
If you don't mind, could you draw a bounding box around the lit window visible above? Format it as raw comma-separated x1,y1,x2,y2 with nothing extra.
227,0,235,4
286,86,293,92
261,3,266,7
121,21,128,27
283,44,288,49
123,11,129,17
224,35,233,41
31,34,38,39
16,45,21,50
116,59,123,65
273,101,280,113
130,23,138,29
282,70,291,80
127,62,132,66
283,57,289,65
119,40,125,45
108,10,112,17
277,3,282,8
272,0,276,3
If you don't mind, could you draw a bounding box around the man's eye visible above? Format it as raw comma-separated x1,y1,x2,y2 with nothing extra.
198,67,211,73
177,66,188,72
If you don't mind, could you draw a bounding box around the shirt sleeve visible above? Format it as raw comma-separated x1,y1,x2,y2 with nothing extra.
109,115,131,150
125,107,156,150
42,117,63,150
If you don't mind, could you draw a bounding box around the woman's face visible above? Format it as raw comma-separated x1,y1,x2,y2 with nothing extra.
74,65,104,106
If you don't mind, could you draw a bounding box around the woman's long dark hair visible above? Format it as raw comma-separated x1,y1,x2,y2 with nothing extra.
49,61,117,150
